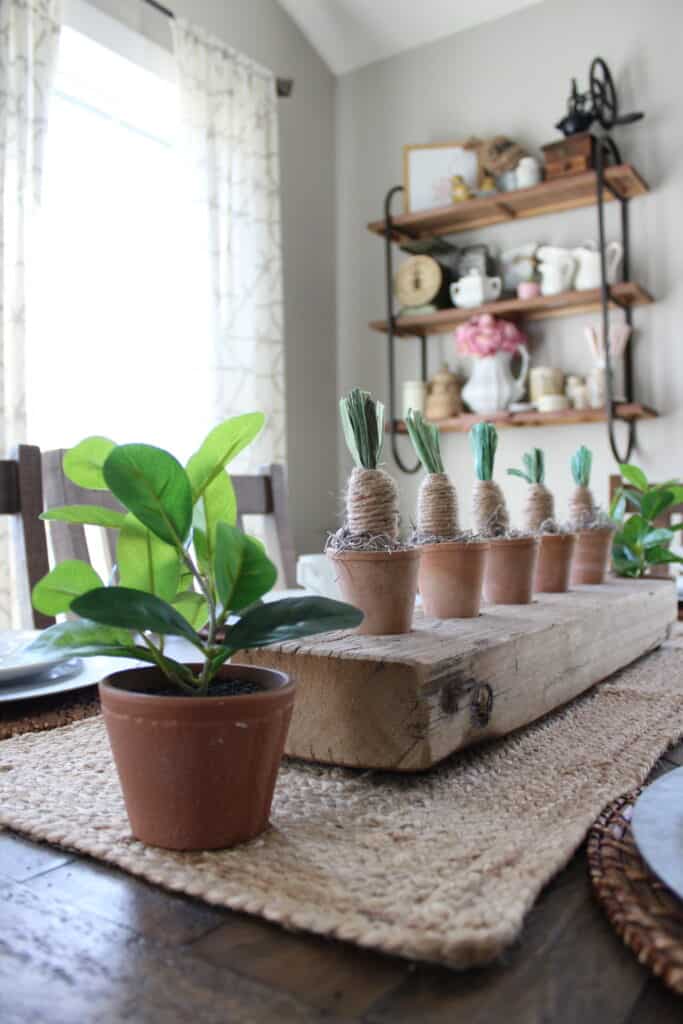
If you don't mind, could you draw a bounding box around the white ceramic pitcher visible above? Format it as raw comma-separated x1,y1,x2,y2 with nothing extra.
462,346,530,414
537,246,575,296
572,241,623,290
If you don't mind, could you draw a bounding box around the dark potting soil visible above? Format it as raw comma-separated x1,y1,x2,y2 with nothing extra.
116,678,265,698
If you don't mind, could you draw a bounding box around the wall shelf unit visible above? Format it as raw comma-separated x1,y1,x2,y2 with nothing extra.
369,148,654,473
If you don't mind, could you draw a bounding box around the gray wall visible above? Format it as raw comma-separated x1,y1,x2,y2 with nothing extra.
336,0,683,531
89,0,338,556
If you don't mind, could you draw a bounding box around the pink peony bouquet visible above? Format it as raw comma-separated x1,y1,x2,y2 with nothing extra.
455,314,527,358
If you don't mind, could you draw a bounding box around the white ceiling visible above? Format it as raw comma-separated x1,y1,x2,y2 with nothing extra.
278,0,544,76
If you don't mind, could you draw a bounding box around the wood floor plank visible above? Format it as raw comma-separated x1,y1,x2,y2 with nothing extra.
0,831,72,882
0,879,346,1024
24,856,227,945
190,914,410,1016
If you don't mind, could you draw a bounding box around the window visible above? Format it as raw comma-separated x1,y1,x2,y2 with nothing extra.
28,11,213,462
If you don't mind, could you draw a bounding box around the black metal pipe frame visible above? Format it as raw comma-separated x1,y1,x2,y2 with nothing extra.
384,186,422,474
595,136,635,463
140,0,294,97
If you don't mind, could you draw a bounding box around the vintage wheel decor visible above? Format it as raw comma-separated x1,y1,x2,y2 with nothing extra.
587,790,683,995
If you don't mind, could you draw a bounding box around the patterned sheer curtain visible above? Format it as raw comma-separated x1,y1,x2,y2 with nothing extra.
171,20,286,471
0,0,61,628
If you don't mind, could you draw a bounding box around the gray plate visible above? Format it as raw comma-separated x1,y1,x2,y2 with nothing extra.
631,766,683,902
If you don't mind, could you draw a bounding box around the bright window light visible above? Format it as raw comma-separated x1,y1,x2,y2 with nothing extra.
28,24,213,462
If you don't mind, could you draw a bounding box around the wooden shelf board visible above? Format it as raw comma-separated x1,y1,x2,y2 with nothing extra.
369,282,653,337
389,403,658,434
367,164,649,241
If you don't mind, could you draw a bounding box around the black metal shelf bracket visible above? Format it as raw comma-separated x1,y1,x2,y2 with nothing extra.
384,185,424,474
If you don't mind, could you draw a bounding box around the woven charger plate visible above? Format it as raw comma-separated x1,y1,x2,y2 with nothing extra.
588,790,683,994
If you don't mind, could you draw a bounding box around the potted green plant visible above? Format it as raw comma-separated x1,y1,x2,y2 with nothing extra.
470,422,538,604
507,447,576,593
567,445,614,584
326,388,419,634
406,409,488,617
30,416,362,851
610,463,683,579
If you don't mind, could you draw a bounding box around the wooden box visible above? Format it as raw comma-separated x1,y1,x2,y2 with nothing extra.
542,132,595,179
242,579,677,773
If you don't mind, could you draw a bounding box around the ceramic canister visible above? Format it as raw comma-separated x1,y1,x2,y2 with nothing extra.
402,380,427,419
529,366,564,404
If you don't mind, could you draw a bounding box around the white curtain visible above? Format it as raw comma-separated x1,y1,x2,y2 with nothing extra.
171,20,286,471
0,0,61,628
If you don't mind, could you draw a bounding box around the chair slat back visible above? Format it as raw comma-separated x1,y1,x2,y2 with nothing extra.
0,447,53,628
232,464,297,588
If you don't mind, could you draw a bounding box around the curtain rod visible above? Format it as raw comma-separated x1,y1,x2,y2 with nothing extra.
142,0,294,97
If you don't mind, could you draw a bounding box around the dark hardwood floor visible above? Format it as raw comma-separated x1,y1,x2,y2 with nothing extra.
2,746,683,1023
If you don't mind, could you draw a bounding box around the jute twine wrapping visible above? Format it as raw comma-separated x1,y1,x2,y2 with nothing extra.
472,480,510,537
346,467,399,540
2,646,682,970
523,484,555,534
417,473,459,539
569,485,596,529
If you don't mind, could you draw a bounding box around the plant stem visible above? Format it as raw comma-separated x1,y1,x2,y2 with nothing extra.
179,549,217,695
141,634,196,695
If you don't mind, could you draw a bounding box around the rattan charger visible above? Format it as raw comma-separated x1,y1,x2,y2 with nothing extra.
588,790,683,995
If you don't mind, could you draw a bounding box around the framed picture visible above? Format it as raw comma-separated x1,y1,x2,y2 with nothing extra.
403,141,481,213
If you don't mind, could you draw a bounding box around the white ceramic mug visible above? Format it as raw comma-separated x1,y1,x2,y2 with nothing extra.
516,156,541,189
529,366,564,404
402,380,427,419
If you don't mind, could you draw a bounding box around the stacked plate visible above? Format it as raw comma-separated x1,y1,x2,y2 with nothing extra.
0,631,84,703
632,768,683,902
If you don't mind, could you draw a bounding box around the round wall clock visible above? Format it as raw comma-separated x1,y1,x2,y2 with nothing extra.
394,255,446,312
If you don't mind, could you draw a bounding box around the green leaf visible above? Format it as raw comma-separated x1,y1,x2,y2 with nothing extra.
117,514,180,602
41,504,127,529
622,515,648,545
470,422,498,481
224,596,363,652
609,493,626,521
172,591,209,630
339,389,384,470
612,541,639,563
642,528,674,549
621,489,643,511
619,463,648,492
32,561,104,616
214,522,277,612
192,471,236,576
406,410,444,475
62,436,116,490
571,446,592,487
27,619,134,653
645,547,683,565
103,444,193,547
640,489,674,523
612,558,642,577
665,485,683,505
72,587,201,644
507,468,530,482
186,413,264,502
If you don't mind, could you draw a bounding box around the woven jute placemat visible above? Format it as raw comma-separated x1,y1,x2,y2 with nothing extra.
0,688,100,742
0,646,682,970
588,790,683,994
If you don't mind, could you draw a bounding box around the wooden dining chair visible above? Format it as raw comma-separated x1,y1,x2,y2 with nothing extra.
232,464,298,588
0,446,53,628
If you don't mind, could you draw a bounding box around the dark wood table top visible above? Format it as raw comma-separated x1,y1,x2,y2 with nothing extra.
2,745,683,1023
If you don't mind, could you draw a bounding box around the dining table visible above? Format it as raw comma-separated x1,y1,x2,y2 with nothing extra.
2,626,683,1023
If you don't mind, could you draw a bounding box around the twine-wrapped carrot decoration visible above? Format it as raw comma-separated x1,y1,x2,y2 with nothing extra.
569,445,597,528
406,410,458,540
338,388,399,541
507,448,555,532
470,422,509,536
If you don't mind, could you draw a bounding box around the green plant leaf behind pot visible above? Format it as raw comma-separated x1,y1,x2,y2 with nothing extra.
117,514,181,602
192,471,236,578
619,462,649,493
214,522,277,613
186,413,265,502
646,546,683,566
62,436,116,490
72,587,201,644
32,560,104,616
640,488,675,523
27,619,136,655
172,591,209,631
223,596,363,655
103,444,193,548
642,527,674,549
41,504,127,529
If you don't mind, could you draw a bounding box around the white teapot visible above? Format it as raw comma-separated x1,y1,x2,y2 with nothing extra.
537,246,575,297
450,268,502,309
572,241,623,290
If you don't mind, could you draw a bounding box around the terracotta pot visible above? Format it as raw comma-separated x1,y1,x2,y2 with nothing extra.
570,526,614,585
483,536,539,605
99,663,295,851
534,532,577,593
327,548,419,634
419,540,489,618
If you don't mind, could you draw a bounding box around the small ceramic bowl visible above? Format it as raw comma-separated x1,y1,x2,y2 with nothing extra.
538,394,569,413
517,281,541,300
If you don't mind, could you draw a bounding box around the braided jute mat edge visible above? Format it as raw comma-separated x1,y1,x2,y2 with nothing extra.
1,646,683,970
588,790,683,994
0,688,100,742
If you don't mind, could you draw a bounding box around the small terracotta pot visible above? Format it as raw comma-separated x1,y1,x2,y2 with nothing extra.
534,532,577,593
99,663,295,851
419,540,489,618
483,536,539,605
327,548,419,634
570,526,614,585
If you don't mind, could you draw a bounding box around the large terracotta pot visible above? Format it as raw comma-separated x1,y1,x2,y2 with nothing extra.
535,532,577,593
99,663,294,851
570,526,614,585
483,536,539,605
419,540,489,618
327,548,419,634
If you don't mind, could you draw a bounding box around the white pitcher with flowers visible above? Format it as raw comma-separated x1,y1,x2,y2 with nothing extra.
456,314,529,414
